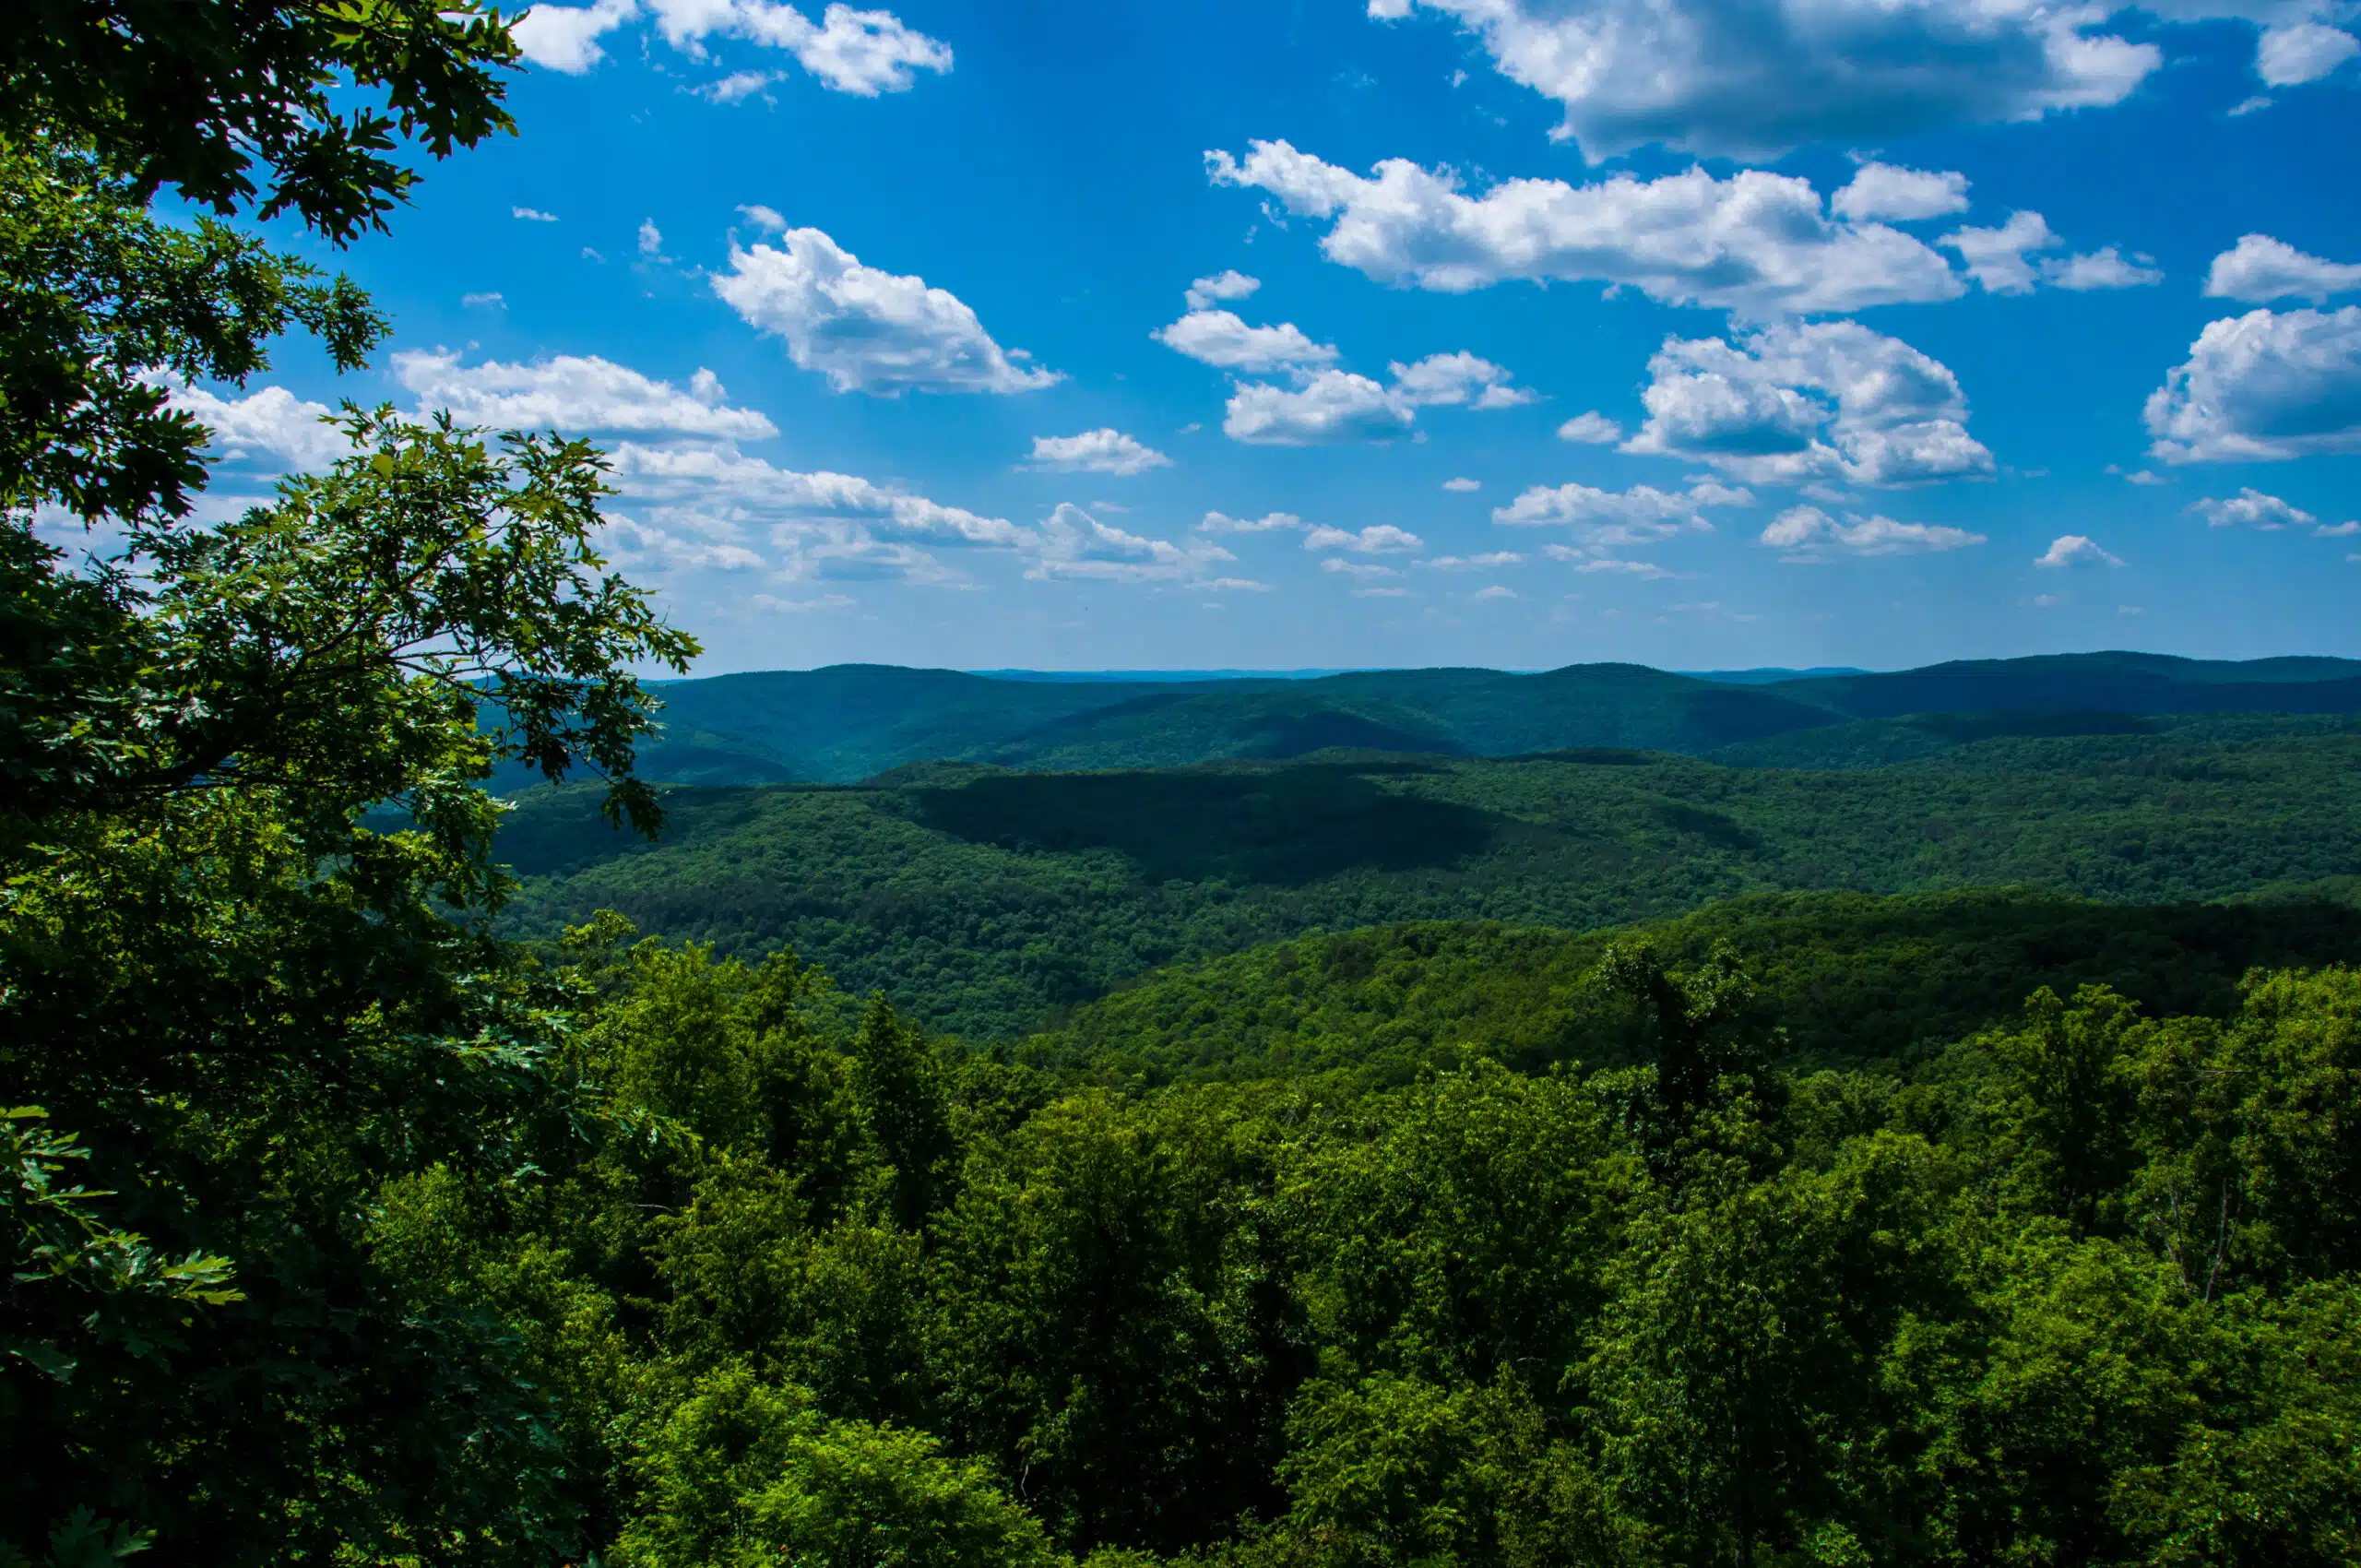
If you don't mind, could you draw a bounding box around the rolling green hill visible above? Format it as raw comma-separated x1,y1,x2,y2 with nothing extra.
496,718,2361,1039
1021,888,2361,1086
613,653,2361,786
1764,650,2361,719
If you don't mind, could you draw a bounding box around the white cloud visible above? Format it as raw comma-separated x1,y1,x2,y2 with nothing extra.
752,592,857,612
2146,307,2361,463
2035,533,2125,567
1026,503,1234,583
1153,310,1337,373
704,69,776,102
513,206,560,222
1833,163,1971,223
167,383,349,471
1026,429,1172,475
604,516,768,574
1226,371,1413,445
461,291,506,309
1321,557,1405,580
1442,476,1482,492
512,0,637,72
1942,211,2160,293
1359,0,2156,161
608,441,1026,550
1422,551,1525,569
1557,411,1622,444
1222,352,1530,445
1198,510,1304,533
715,227,1059,395
2189,487,2316,529
1355,586,1413,598
1205,138,1963,316
2045,246,2165,291
1562,555,1676,578
1390,350,1534,409
2204,233,2361,303
1760,505,1986,560
2256,19,2358,84
2315,518,2360,536
1304,523,1423,552
1184,269,1260,311
516,0,952,95
1472,585,1516,600
391,350,779,439
738,204,790,233
1495,479,1743,549
1624,321,1993,487
638,218,665,258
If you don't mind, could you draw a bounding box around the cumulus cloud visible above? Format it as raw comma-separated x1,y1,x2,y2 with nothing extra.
1494,479,1747,549
1027,504,1235,583
1760,505,1986,560
2145,307,2361,463
1198,510,1305,533
1361,0,2156,160
1153,310,1338,373
637,219,666,258
512,0,637,72
166,383,350,471
610,440,1026,550
1942,211,2162,293
1833,163,1972,222
513,206,559,222
2204,233,2361,303
1206,138,1962,316
1391,350,1536,409
1184,269,1260,311
2189,487,2316,529
2255,19,2358,84
1304,523,1424,552
390,350,780,439
1221,351,1531,445
714,227,1059,395
1226,371,1413,445
1026,429,1172,475
460,291,506,309
2035,534,2125,567
1471,585,1516,600
1442,477,1482,492
1321,557,1405,581
1623,321,1994,487
516,0,952,94
1556,411,1622,444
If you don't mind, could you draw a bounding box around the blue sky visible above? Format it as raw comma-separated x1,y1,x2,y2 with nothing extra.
186,0,2361,672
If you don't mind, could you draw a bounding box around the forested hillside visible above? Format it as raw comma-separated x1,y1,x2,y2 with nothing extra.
498,719,2361,1039
616,653,2361,785
9,8,2359,1565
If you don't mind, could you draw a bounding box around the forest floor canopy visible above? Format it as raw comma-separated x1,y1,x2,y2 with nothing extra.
5,6,2359,1564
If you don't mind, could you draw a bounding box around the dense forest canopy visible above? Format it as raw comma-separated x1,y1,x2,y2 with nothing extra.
495,723,2361,1039
4,7,2357,1567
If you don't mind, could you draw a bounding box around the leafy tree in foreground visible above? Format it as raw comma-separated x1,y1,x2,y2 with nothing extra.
0,3,710,1559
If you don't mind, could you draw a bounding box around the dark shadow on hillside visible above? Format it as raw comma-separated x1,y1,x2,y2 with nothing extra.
1679,685,1844,745
1237,711,1462,759
900,764,1502,885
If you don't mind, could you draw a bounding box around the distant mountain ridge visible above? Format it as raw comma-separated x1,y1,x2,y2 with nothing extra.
618,651,2361,786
